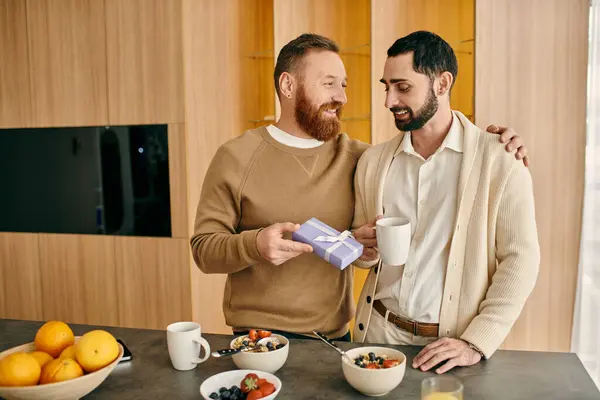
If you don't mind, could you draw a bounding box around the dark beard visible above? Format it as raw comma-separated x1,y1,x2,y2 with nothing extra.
294,85,343,142
392,83,438,132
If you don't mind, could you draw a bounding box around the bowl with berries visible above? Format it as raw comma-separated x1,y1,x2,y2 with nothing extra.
341,346,406,397
200,370,281,400
229,330,289,373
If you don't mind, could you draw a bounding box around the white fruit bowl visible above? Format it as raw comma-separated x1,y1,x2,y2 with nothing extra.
200,369,282,400
341,346,407,397
0,337,123,400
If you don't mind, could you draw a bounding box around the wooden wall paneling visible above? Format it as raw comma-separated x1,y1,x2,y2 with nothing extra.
115,237,191,329
182,0,257,334
26,0,108,127
168,124,188,238
0,0,32,128
370,0,474,144
0,233,43,321
274,0,371,143
106,0,184,125
38,234,119,326
183,0,275,334
241,0,275,132
475,0,588,351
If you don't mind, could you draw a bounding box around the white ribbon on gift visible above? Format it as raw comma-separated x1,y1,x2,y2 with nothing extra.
306,219,361,263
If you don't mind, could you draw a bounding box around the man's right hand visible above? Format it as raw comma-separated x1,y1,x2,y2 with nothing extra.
256,223,313,266
353,215,383,262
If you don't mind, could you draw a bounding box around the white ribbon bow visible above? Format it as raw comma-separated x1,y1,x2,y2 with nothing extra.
306,220,360,263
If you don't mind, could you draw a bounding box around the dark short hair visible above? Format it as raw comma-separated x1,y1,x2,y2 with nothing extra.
274,33,339,98
387,31,458,89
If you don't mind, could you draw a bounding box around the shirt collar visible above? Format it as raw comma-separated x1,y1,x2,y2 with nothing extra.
395,112,463,158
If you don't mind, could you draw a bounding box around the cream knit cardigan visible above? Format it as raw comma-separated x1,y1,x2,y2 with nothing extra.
352,111,540,358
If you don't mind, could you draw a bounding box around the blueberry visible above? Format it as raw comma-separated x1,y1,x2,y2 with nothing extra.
221,390,231,400
368,352,376,361
376,357,385,364
266,341,274,350
230,394,239,400
354,358,362,365
276,343,285,349
209,393,219,399
219,387,228,393
242,340,249,346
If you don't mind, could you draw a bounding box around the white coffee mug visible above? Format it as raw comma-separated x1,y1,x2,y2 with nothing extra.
376,217,411,266
167,321,211,371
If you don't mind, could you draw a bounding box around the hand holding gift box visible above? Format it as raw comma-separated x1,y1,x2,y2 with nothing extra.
292,218,364,270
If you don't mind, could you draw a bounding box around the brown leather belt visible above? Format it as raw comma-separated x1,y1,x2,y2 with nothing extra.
373,300,439,337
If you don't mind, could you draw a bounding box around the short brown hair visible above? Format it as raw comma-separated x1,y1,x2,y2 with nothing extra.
274,33,339,98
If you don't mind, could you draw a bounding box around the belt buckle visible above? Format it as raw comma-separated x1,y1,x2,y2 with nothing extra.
393,314,418,336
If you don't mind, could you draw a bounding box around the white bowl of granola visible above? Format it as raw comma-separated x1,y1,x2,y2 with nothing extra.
341,346,406,397
229,331,289,374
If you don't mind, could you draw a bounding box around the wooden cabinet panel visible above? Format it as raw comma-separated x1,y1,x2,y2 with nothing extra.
106,0,184,124
38,234,119,326
371,0,474,144
274,0,371,143
26,0,108,127
115,237,191,329
0,0,32,128
0,233,42,320
476,0,588,351
168,124,188,238
182,0,246,334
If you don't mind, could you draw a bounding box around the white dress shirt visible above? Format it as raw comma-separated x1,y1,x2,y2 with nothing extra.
375,113,464,323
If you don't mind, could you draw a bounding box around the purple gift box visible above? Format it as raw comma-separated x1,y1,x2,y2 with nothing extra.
292,217,363,270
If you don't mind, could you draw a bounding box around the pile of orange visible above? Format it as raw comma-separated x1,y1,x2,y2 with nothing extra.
0,321,120,387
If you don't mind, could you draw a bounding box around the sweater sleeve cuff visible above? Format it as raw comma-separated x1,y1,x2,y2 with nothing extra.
459,323,499,359
240,228,265,264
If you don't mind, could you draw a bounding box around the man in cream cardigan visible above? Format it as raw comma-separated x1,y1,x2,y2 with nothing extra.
352,31,540,374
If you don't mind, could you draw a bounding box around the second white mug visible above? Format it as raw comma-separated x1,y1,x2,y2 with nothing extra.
166,321,211,371
376,217,411,266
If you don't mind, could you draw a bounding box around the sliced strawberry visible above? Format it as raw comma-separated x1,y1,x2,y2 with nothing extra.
258,330,271,339
240,374,259,393
246,389,264,400
383,359,400,368
257,378,267,387
259,382,276,396
249,329,259,341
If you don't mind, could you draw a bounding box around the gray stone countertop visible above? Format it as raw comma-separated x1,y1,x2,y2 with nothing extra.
1,319,599,399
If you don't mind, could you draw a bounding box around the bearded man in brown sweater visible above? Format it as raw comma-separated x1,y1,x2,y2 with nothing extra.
190,33,528,341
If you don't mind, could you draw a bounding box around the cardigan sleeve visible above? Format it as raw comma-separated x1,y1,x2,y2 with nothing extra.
460,162,541,358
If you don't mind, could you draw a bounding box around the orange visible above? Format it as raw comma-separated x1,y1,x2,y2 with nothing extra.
34,321,75,358
39,358,83,384
28,351,54,368
0,353,41,387
76,330,119,373
58,345,77,360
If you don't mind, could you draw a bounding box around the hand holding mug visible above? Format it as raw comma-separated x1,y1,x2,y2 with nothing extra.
353,215,383,261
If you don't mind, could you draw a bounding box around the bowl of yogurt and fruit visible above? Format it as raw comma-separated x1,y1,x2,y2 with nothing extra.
229,330,289,373
341,346,407,397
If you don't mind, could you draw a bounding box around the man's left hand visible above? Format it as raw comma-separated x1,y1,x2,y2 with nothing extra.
487,125,529,167
412,337,482,374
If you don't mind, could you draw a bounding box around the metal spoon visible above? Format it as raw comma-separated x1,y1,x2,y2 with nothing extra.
211,336,279,358
312,331,354,365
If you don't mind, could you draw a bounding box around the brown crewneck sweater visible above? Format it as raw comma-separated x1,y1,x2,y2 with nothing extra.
191,126,368,338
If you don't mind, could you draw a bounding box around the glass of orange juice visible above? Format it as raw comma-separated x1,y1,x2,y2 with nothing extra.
421,376,464,400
